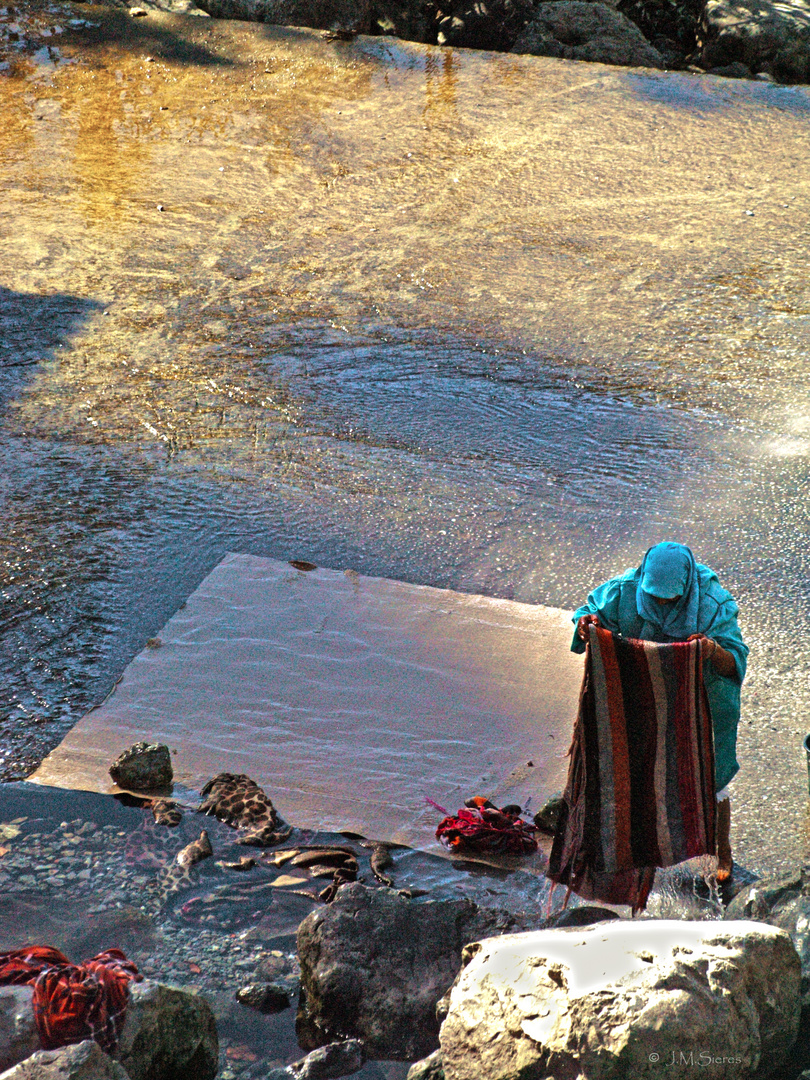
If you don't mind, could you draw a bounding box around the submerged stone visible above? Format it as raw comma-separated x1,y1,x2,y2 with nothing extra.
109,744,173,794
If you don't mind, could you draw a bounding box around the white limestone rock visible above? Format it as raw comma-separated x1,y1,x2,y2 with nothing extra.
440,920,801,1080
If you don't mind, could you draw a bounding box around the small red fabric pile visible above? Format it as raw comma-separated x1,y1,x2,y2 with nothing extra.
429,796,538,855
0,946,141,1054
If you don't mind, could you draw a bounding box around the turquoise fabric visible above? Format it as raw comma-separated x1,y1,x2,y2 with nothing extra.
571,558,748,792
637,542,698,630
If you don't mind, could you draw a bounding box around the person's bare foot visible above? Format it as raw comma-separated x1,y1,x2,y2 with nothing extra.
717,797,732,882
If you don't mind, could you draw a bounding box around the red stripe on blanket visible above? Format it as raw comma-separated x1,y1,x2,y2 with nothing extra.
599,633,634,871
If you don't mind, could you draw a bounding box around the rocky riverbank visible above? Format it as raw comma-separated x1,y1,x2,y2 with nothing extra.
4,773,810,1079
4,0,807,100
186,0,810,81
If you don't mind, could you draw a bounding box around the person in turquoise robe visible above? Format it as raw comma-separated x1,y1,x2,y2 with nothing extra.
571,541,748,880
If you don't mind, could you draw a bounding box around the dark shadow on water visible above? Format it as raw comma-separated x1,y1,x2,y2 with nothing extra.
62,8,236,68
0,286,102,407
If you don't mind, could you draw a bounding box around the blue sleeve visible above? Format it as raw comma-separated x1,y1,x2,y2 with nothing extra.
570,577,624,654
707,598,748,684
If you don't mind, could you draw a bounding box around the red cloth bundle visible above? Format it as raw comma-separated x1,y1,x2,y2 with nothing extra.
429,797,538,855
0,946,141,1054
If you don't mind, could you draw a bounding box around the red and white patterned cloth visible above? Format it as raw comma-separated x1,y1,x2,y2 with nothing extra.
0,945,141,1053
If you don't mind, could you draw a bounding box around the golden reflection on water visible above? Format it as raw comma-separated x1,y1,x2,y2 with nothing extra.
1,5,809,457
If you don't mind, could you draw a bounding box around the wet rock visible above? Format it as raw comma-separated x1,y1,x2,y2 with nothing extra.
724,867,806,922
532,791,563,834
288,1039,365,1078
512,2,664,68
256,952,295,981
435,0,533,51
440,920,800,1080
117,981,218,1080
406,1049,444,1080
0,988,38,1074
296,882,539,1060
235,983,290,1013
698,0,810,83
192,0,372,32
546,903,620,928
0,1040,129,1079
709,59,752,77
109,743,173,793
725,869,810,1007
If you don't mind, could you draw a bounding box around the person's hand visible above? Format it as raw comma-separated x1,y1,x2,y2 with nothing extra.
686,633,717,659
577,614,601,641
688,633,737,676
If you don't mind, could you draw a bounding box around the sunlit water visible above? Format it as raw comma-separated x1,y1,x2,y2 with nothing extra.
1,2,810,888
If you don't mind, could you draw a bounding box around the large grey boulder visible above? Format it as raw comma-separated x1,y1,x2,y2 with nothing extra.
698,0,810,83
192,0,372,31
296,882,540,1060
0,1041,129,1080
512,2,664,68
117,981,218,1080
440,920,801,1079
0,990,38,1074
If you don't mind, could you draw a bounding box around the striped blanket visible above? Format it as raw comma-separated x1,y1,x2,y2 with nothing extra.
548,625,716,912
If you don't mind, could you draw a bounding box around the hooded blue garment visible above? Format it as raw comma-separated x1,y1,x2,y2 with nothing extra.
570,543,749,791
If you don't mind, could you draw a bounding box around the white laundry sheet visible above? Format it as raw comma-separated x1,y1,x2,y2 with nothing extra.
31,555,583,852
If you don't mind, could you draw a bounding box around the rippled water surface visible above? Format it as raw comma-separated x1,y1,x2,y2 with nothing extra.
2,3,810,880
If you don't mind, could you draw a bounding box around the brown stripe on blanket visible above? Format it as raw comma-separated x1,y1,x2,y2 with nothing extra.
548,625,716,913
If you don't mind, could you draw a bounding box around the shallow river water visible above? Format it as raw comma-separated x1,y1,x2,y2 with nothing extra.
1,0,810,896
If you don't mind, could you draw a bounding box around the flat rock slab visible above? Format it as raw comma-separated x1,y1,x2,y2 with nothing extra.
31,556,582,851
